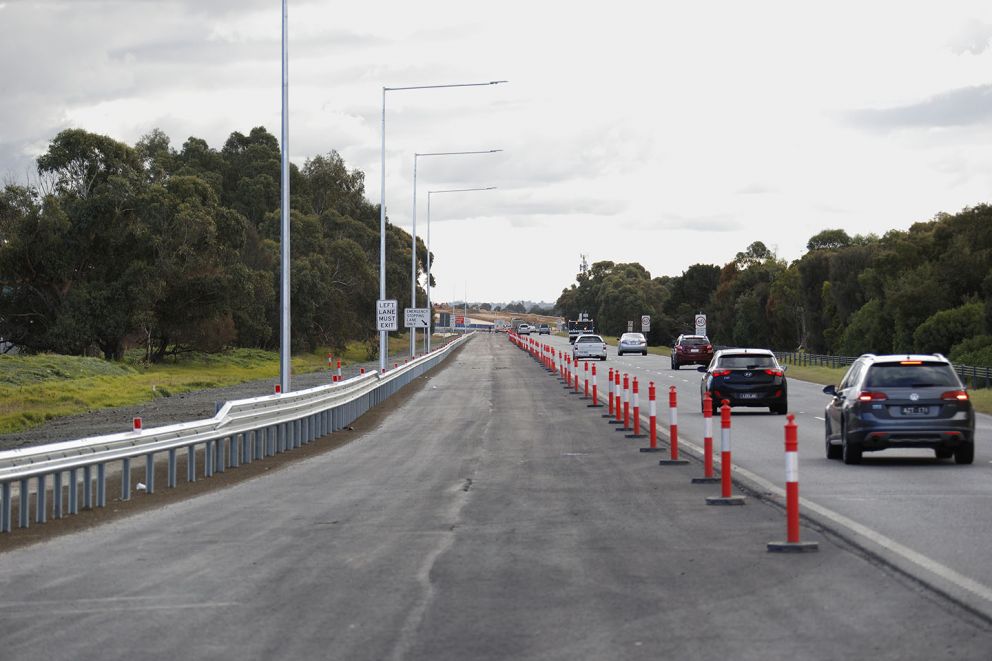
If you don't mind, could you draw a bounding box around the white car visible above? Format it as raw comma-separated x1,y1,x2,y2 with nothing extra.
518,324,531,335
572,334,607,361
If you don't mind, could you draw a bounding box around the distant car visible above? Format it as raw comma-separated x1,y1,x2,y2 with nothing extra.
822,354,975,465
537,324,551,335
672,334,713,369
618,332,647,356
698,348,788,415
518,324,531,335
572,334,607,361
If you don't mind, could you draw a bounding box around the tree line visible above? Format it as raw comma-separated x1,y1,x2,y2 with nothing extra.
0,127,429,361
555,206,992,367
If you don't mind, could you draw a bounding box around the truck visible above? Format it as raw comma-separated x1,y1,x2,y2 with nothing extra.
567,313,595,344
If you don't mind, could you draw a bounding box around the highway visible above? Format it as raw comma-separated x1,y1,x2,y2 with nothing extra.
0,334,989,660
541,332,992,618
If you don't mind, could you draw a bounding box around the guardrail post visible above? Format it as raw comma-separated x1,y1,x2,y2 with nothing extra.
19,478,29,528
53,471,63,519
68,469,78,514
83,466,93,508
97,464,107,507
145,453,155,494
121,458,131,501
2,482,10,532
706,401,745,506
36,474,47,523
187,445,197,482
168,449,178,488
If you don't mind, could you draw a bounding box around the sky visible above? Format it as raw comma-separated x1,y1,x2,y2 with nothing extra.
2,1,992,304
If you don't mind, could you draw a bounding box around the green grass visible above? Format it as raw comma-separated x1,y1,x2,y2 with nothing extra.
0,333,425,435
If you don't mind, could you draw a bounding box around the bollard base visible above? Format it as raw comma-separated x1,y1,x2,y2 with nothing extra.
608,420,623,425
659,458,690,465
587,403,603,408
625,433,646,439
615,427,633,432
601,413,615,418
691,476,721,484
639,447,662,453
707,495,746,506
767,541,819,553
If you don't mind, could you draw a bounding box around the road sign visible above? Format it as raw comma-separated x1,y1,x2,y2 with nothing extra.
404,307,430,328
694,313,707,336
641,315,651,332
627,320,634,332
377,299,398,331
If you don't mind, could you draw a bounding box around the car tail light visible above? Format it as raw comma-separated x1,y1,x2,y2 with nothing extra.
857,391,887,402
940,390,969,401
764,369,783,377
705,345,712,351
712,369,731,377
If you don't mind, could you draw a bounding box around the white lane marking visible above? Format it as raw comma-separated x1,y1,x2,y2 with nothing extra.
814,416,825,421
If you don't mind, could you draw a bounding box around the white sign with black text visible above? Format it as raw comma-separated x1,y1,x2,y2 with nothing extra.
377,299,398,331
404,307,430,328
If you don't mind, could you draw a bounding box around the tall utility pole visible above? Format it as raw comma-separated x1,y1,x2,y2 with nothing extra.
279,0,291,393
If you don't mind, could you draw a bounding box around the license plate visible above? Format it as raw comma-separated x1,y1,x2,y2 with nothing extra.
901,406,930,415
690,349,698,353
740,393,759,399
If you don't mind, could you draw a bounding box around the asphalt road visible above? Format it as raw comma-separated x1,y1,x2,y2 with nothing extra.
0,334,989,660
540,332,992,619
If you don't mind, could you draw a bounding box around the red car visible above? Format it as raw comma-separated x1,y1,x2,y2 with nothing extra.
671,334,713,369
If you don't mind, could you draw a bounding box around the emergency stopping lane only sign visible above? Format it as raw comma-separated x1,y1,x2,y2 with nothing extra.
377,299,398,331
404,307,430,328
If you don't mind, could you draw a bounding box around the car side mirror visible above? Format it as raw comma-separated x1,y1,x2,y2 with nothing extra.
697,366,707,373
822,384,837,396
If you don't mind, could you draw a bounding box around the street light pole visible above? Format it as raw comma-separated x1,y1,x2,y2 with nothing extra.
425,186,497,352
279,0,291,393
410,149,501,357
378,80,506,374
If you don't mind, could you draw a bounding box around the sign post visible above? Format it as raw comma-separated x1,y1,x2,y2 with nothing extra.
694,313,707,337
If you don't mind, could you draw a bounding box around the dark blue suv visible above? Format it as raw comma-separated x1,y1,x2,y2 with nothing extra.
823,354,975,465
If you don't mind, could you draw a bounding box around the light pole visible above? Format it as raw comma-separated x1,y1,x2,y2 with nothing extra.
279,0,290,392
425,186,497,352
378,80,506,374
410,149,502,357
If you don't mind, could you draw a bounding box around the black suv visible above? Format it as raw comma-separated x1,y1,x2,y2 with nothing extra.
822,354,975,465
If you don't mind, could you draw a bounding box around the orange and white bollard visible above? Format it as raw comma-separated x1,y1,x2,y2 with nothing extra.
768,414,819,552
588,364,603,408
692,392,720,483
706,400,745,505
626,377,646,439
336,359,342,383
660,386,689,465
640,382,661,452
617,373,632,432
583,361,590,399
603,367,615,418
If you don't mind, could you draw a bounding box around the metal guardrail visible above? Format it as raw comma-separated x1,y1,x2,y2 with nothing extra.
773,351,992,389
0,333,473,533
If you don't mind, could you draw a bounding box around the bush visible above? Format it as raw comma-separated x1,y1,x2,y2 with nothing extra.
950,335,992,367
913,302,985,355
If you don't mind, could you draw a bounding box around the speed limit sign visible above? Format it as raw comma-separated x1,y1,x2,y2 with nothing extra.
694,314,707,336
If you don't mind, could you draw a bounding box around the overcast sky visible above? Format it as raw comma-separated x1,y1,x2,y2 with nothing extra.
3,1,992,304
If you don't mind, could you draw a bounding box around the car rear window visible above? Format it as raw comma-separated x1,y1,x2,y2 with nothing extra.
718,354,776,369
577,336,601,343
681,337,709,346
865,363,960,388
622,334,644,341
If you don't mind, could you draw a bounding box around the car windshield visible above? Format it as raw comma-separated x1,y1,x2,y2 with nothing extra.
681,337,709,346
577,336,602,343
717,354,776,369
865,363,960,388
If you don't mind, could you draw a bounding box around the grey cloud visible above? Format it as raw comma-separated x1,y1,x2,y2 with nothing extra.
844,84,992,131
623,213,742,233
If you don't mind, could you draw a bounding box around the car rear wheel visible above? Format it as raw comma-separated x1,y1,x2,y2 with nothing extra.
642,351,647,356
770,399,788,415
841,420,862,465
935,448,953,460
671,358,679,370
954,442,975,465
825,420,842,460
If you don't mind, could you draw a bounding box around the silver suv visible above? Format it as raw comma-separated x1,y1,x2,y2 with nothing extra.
822,354,975,465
